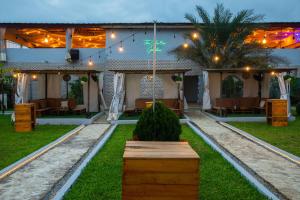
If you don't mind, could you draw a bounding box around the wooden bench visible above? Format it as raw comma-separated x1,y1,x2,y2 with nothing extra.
135,98,183,116
123,141,200,200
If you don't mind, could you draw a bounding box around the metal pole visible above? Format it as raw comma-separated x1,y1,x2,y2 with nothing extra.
152,21,157,112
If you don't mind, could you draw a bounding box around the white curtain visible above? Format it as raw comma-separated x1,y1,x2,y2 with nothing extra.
276,72,290,116
202,71,211,110
98,73,107,110
0,27,6,62
65,28,74,61
107,73,125,121
15,73,29,104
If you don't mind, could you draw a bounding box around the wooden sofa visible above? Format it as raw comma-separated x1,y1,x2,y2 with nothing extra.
135,98,183,116
30,98,86,117
212,97,266,116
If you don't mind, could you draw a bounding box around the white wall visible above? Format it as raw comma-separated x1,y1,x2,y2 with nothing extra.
125,74,178,109
106,29,187,61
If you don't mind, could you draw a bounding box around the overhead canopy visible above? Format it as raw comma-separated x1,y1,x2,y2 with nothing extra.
109,68,191,74
205,67,297,73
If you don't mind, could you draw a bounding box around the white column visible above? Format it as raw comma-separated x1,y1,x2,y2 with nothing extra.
0,27,6,62
202,71,211,110
65,28,74,62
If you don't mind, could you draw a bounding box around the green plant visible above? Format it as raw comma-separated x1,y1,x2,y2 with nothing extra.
133,102,181,141
296,102,300,116
80,76,88,83
69,79,83,104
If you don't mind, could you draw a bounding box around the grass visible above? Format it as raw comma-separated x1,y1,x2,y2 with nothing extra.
0,115,76,170
64,125,266,200
229,110,300,157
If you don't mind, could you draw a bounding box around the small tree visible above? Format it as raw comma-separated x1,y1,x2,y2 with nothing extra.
133,102,181,141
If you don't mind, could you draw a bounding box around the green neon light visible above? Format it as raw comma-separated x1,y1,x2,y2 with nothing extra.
144,39,166,54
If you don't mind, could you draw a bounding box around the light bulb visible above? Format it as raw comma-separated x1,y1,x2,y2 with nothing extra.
32,74,38,80
118,46,124,52
262,38,267,44
111,32,116,39
245,66,251,71
192,32,198,39
183,42,189,48
213,55,220,62
88,60,93,66
44,38,49,43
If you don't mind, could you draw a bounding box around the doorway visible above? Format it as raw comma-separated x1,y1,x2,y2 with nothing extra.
184,76,198,103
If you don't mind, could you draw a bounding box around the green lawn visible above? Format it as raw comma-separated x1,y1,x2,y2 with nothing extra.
0,115,76,170
229,115,300,157
64,125,266,200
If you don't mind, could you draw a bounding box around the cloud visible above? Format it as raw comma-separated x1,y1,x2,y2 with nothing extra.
0,0,299,23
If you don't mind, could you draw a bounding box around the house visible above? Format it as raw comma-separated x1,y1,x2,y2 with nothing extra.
0,22,299,118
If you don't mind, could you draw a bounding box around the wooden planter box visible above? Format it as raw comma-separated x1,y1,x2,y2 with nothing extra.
15,103,36,132
123,141,200,200
266,99,288,127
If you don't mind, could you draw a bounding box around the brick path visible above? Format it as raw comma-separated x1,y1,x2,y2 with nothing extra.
187,110,300,200
0,124,110,200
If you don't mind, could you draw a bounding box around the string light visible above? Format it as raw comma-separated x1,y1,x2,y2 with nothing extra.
118,41,124,52
110,31,116,39
183,42,189,48
192,32,199,39
88,56,93,66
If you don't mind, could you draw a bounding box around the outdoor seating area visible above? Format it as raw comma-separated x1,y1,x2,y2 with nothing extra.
30,98,86,117
134,98,183,115
211,97,266,116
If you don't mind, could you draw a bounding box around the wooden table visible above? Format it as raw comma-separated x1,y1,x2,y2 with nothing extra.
123,141,200,200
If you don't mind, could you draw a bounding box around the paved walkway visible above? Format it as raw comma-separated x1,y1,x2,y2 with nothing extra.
187,110,300,200
0,124,110,200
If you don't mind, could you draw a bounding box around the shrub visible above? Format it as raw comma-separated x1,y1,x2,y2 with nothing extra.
133,102,181,141
296,102,300,116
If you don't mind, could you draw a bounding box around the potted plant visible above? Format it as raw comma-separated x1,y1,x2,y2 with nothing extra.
171,75,183,84
80,76,88,85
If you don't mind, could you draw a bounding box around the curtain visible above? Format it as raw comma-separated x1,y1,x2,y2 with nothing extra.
65,28,74,61
0,27,6,62
276,72,290,116
107,73,125,121
15,73,29,104
98,73,107,110
202,71,211,110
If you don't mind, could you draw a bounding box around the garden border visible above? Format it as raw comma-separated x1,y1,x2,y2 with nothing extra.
0,124,85,180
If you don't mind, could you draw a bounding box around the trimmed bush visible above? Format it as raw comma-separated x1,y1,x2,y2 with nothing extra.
296,102,300,116
133,102,181,141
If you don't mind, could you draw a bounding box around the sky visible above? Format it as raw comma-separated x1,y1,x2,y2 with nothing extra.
0,0,299,23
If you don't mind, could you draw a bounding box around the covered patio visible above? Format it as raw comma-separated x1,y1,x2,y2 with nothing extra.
203,67,297,118
10,64,106,120
106,62,191,120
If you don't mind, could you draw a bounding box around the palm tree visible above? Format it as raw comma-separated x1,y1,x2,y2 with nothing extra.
171,4,285,69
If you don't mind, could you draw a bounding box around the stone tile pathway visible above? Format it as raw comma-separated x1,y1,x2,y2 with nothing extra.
0,124,110,200
187,110,300,200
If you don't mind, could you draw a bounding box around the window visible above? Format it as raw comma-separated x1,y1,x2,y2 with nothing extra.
140,75,163,98
221,75,243,98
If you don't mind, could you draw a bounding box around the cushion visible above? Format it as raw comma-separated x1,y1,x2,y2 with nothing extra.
61,101,69,109
259,100,265,108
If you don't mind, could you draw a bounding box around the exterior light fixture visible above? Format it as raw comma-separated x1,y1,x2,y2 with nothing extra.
118,41,124,52
271,71,276,76
183,42,189,48
32,74,38,80
88,56,93,66
12,73,18,78
245,66,251,71
192,32,199,39
111,31,116,39
213,55,220,62
44,37,49,43
262,34,267,44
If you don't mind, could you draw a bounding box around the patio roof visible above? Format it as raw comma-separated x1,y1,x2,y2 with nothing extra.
3,62,103,74
107,59,195,74
205,67,298,73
